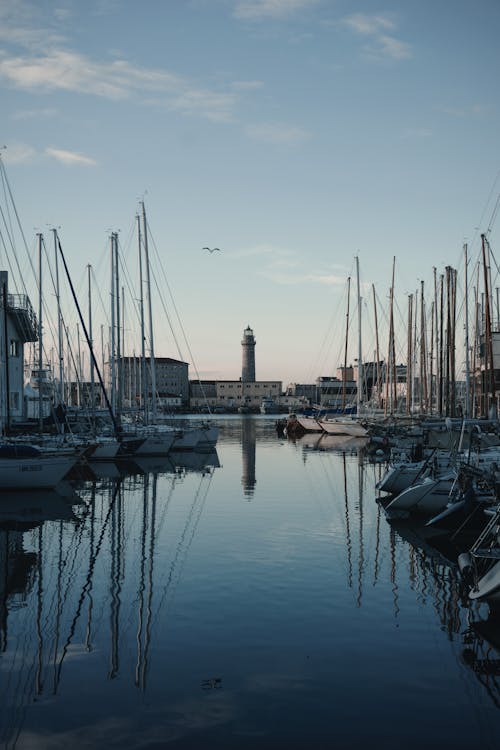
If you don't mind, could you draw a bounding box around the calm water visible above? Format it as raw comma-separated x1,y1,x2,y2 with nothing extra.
1,415,500,749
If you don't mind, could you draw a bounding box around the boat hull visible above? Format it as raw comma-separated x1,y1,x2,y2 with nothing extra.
0,455,76,489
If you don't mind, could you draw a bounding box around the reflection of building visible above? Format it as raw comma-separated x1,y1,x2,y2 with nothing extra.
241,418,256,497
0,529,37,648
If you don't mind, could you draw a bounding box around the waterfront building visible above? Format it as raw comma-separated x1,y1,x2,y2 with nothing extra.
189,378,282,411
120,356,189,409
0,271,38,426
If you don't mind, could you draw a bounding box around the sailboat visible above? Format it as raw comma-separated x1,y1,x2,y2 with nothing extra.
318,257,369,438
0,262,79,489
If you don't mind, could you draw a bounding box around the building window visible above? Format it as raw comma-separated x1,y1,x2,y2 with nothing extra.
9,339,19,357
10,391,20,410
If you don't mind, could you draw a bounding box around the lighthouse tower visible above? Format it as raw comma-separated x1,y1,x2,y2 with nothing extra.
241,325,256,382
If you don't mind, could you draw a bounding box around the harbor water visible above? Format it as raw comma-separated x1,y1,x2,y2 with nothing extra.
1,415,500,749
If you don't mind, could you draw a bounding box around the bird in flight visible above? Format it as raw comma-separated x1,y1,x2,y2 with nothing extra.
202,247,221,253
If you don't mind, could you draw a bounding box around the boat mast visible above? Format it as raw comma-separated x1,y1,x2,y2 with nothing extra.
355,255,363,414
141,201,157,423
136,213,148,423
53,228,64,408
372,284,381,409
88,264,95,424
37,232,43,433
464,244,470,418
110,233,116,416
342,276,351,410
438,273,444,416
420,280,427,414
385,257,396,416
482,233,496,416
406,294,413,415
114,233,123,419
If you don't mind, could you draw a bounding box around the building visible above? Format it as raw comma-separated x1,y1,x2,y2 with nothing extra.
0,271,38,426
120,356,189,409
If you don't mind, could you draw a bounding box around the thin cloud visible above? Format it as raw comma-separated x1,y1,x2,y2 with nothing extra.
233,0,318,20
341,12,412,60
0,48,242,122
342,13,394,36
46,147,97,166
378,34,411,60
245,122,309,144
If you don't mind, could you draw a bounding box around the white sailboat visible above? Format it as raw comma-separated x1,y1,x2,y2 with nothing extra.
318,257,369,438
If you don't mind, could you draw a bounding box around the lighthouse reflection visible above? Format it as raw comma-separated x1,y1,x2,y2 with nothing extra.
241,417,257,497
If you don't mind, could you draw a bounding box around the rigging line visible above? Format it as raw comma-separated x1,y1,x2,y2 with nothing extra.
0,164,23,296
0,158,36,295
487,190,500,235
152,470,214,625
0,202,28,298
90,265,111,328
53,481,121,692
0,226,19,290
145,222,190,361
57,234,121,436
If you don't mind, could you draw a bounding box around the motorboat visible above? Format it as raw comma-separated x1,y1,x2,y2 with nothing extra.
383,470,458,518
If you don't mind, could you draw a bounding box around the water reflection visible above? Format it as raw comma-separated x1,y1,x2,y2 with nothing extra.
241,418,256,497
0,451,219,748
1,420,500,748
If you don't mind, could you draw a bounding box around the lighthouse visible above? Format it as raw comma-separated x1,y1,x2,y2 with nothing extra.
241,325,256,382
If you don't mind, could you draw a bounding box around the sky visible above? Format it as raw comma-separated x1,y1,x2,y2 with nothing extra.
1,0,499,387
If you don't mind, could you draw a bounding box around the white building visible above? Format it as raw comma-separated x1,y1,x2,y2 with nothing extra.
0,271,38,428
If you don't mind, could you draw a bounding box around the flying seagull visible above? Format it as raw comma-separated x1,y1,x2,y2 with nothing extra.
202,247,221,253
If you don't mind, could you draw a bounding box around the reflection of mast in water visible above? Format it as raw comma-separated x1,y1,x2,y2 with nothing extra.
109,481,124,680
151,471,215,635
141,473,158,691
84,484,97,655
54,481,121,692
241,417,257,497
342,454,353,589
390,526,400,618
373,502,381,587
52,521,64,694
36,526,43,696
135,474,149,688
356,460,364,608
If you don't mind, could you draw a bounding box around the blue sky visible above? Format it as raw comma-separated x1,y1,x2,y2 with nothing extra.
1,0,499,386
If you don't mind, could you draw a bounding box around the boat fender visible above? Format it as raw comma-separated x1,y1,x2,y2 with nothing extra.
458,552,473,576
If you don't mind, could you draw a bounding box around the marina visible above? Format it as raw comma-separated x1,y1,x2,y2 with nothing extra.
1,415,500,749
